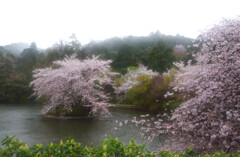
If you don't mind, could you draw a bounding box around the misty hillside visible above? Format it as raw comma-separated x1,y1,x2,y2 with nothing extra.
0,43,29,55
84,32,193,53
0,46,12,55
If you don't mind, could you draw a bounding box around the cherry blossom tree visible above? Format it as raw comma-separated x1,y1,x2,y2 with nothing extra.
30,55,116,116
172,45,186,57
118,18,240,152
169,18,240,151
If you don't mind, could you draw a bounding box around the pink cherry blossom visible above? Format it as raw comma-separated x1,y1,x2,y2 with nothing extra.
30,55,116,116
123,17,240,153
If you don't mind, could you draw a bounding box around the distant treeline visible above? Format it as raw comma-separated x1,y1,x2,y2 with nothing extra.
0,32,194,104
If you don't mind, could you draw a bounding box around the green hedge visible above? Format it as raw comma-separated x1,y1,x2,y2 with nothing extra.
0,136,239,157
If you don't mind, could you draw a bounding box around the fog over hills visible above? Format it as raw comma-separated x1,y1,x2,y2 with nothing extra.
0,43,29,55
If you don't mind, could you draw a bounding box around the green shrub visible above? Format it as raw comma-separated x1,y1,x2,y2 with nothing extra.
126,75,152,109
1,136,239,157
126,73,181,113
0,136,154,157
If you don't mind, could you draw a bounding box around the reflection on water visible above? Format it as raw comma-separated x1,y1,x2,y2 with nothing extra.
0,104,162,150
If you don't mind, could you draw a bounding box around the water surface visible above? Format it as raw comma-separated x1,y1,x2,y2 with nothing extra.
0,104,161,150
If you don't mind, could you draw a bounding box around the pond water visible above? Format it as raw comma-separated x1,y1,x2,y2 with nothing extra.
0,104,162,150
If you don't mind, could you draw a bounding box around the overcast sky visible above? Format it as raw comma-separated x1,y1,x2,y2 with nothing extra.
0,0,240,48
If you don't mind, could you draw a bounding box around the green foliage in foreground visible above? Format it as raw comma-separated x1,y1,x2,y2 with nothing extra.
0,136,239,157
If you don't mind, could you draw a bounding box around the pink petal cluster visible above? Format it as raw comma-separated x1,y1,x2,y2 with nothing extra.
30,55,116,116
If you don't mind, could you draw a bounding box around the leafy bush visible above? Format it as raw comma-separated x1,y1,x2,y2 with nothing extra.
126,75,153,109
1,136,239,157
126,69,181,112
114,65,158,102
0,136,154,157
115,65,181,112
